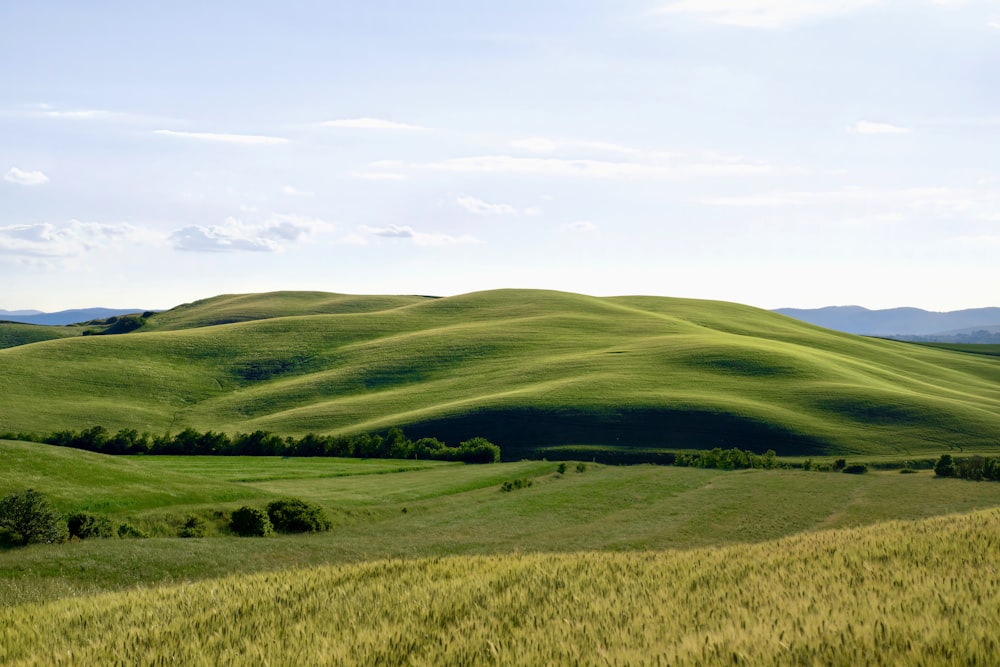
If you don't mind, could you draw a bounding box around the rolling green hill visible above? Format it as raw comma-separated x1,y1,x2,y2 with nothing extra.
2,289,999,457
0,321,81,349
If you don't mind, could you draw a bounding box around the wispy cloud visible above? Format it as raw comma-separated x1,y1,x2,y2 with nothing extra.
510,136,636,156
4,167,49,186
360,224,480,246
0,220,145,257
374,154,774,180
281,185,313,196
169,214,333,253
351,171,410,181
154,129,288,145
560,221,598,233
657,0,883,29
852,120,911,134
698,186,1000,224
323,117,428,131
38,108,124,120
456,196,520,216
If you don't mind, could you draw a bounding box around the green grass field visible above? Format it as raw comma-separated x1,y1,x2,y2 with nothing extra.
2,289,999,457
2,441,1000,664
5,440,1000,608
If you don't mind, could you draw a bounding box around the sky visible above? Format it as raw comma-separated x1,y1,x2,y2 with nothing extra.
2,0,999,312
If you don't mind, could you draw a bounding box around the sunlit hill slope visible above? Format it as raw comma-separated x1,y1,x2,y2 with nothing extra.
1,289,998,457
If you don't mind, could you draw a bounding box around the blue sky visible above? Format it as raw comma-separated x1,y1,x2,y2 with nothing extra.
2,0,998,312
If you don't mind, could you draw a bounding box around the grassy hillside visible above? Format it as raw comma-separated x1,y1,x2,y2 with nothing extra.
0,322,80,349
2,289,999,456
3,508,998,665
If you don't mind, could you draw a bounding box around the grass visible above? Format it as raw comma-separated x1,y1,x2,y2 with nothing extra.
5,440,1000,608
1,289,999,457
3,509,999,665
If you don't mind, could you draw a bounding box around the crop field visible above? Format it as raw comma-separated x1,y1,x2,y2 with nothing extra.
2,506,998,665
1,290,999,457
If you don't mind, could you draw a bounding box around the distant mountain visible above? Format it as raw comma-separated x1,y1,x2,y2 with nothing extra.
0,309,42,317
0,308,149,326
774,306,1000,338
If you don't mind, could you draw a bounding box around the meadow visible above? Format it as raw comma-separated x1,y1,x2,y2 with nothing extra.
4,431,1000,664
3,290,1000,663
1,290,999,457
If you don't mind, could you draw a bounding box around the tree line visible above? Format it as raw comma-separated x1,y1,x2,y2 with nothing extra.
934,454,1000,481
8,426,500,464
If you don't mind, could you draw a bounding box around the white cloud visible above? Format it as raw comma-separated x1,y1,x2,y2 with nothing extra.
657,0,883,28
39,108,123,120
351,171,410,181
510,136,647,157
379,154,773,180
852,120,911,134
560,221,598,233
698,186,1000,224
281,185,313,196
154,129,287,145
4,167,49,186
359,224,480,246
456,196,520,216
169,214,333,253
323,117,428,131
0,220,146,257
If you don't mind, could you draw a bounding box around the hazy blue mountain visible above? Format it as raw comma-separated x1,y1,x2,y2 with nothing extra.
774,306,1000,338
0,308,149,326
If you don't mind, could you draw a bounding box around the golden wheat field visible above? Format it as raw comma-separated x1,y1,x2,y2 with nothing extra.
2,508,998,666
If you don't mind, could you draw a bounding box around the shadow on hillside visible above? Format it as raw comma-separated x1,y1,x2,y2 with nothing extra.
404,407,830,462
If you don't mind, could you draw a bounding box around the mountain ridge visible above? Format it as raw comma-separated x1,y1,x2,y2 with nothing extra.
774,305,1000,337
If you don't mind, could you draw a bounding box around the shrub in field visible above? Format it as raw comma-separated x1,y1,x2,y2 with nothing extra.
500,478,532,492
0,489,67,546
178,515,207,538
266,498,331,533
833,458,847,471
556,463,567,475
935,454,956,478
117,522,148,539
842,464,868,475
230,506,274,537
67,512,114,539
576,463,587,473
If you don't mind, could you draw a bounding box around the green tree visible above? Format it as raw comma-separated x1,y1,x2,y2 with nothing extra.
266,498,331,533
230,506,274,537
935,454,956,478
0,489,67,546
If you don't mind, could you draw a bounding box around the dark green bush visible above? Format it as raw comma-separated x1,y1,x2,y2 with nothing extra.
266,498,331,533
935,454,956,478
900,468,918,474
0,489,67,546
117,522,148,538
576,463,587,473
500,478,533,492
178,515,207,538
67,512,114,539
556,463,567,475
842,464,868,475
230,506,274,537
